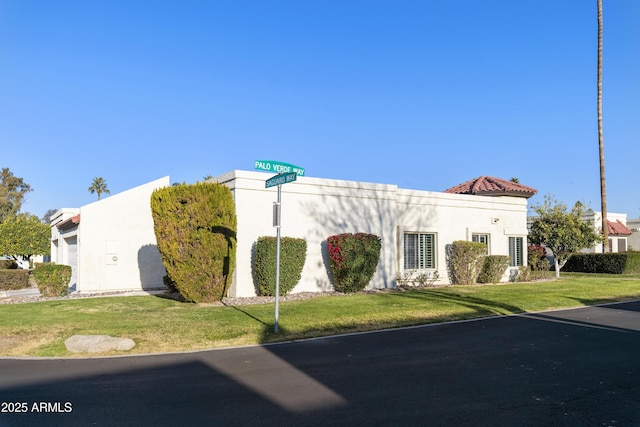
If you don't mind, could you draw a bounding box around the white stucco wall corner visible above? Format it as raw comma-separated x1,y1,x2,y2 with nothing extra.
76,176,170,292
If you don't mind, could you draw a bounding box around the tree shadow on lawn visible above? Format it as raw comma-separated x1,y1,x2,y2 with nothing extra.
380,288,524,317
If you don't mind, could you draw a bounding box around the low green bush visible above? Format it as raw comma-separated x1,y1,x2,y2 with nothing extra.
527,244,551,280
449,241,487,285
254,236,307,296
517,266,531,282
477,255,510,284
327,233,382,293
0,260,18,269
623,253,640,274
32,264,72,297
0,269,29,290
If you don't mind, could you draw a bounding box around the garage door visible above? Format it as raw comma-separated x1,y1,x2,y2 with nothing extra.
65,236,77,289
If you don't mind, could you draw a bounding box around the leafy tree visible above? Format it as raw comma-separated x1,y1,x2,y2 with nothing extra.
529,196,601,278
0,167,32,223
41,208,58,224
0,214,51,264
88,177,110,200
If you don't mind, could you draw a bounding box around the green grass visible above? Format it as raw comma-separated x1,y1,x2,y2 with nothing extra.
1,272,640,357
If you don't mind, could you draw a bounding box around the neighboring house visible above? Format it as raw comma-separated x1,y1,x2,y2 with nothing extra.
580,211,633,253
627,218,640,251
214,172,537,297
50,177,169,293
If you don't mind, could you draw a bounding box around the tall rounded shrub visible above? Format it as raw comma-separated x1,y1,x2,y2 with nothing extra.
477,255,510,284
254,236,307,296
327,233,381,293
449,240,486,285
151,182,236,303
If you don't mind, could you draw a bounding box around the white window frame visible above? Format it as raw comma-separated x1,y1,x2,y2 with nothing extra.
472,233,490,254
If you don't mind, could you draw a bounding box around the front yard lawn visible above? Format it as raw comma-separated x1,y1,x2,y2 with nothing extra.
1,273,639,357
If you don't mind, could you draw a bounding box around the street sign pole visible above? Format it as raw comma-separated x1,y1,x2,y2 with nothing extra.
274,184,282,334
256,161,304,335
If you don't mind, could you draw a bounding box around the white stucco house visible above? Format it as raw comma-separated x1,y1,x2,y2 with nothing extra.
214,172,536,297
50,172,537,297
50,177,170,293
580,212,633,253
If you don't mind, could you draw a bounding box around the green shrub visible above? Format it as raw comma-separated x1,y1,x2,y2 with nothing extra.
327,233,382,293
517,266,531,282
623,253,640,274
32,264,71,296
477,255,510,284
563,253,626,274
527,244,551,280
449,241,487,285
254,236,307,296
0,269,29,290
0,260,18,269
151,182,237,303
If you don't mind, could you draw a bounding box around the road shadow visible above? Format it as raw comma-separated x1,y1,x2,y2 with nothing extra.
378,288,524,316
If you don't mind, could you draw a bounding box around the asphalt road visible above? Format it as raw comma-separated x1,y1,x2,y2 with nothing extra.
1,301,640,426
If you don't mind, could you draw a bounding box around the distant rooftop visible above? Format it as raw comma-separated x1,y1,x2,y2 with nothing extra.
607,219,633,236
444,176,538,199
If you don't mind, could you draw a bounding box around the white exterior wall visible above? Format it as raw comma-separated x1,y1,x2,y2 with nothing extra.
215,170,397,298
396,189,529,283
627,219,640,252
217,170,530,297
76,177,170,292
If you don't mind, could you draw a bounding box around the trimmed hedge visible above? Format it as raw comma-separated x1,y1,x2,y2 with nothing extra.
254,236,307,296
327,233,382,293
477,255,510,284
32,264,72,296
0,269,29,290
623,252,640,274
151,182,237,303
449,241,487,285
563,253,640,274
0,260,18,269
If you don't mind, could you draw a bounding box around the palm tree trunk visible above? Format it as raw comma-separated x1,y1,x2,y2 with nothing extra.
597,0,609,253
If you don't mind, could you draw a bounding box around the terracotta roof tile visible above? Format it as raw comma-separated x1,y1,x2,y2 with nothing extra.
56,214,80,229
444,176,538,198
607,219,632,236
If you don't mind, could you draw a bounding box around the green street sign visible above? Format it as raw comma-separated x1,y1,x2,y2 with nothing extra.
255,160,305,176
265,172,297,188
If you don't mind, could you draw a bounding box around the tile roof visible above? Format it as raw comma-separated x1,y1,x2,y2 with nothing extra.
607,219,632,236
444,176,538,198
55,214,81,229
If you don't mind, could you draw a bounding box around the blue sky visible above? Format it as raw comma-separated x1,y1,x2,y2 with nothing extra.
2,1,639,219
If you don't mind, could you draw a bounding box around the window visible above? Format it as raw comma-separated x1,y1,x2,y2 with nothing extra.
472,233,490,253
508,237,524,267
618,238,627,252
404,232,436,269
